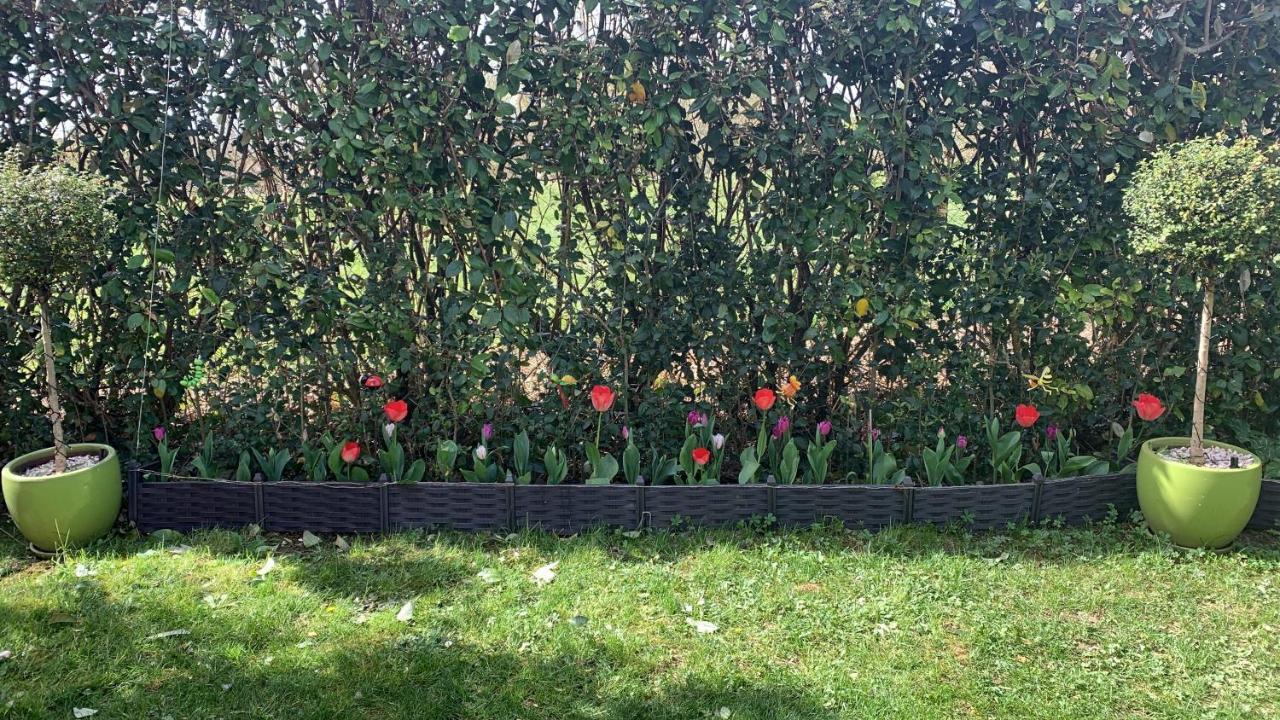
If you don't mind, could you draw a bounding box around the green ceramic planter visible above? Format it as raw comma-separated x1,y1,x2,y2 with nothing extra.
1136,437,1262,549
2,443,121,552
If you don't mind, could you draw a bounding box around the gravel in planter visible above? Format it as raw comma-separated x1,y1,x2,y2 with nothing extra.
19,453,102,477
1158,445,1258,469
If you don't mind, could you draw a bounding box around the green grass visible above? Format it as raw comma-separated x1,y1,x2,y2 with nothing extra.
1,518,1278,719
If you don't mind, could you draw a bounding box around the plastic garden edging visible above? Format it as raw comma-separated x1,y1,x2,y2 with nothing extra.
123,471,1280,536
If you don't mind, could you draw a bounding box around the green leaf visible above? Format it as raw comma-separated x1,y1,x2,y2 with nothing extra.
448,25,470,42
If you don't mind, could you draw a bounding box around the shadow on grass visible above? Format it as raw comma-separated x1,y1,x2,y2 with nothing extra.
2,581,839,720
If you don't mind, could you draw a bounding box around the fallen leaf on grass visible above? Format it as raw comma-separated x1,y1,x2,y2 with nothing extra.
146,629,191,641
0,649,11,662
477,568,499,584
396,601,414,623
256,557,276,577
301,531,321,548
334,536,350,552
685,618,718,634
73,564,96,578
531,562,558,586
73,709,98,718
570,615,589,627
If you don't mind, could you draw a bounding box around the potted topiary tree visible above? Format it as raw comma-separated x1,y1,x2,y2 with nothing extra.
0,150,122,552
1123,134,1279,548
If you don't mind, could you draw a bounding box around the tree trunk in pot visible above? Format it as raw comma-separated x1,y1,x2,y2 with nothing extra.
39,298,67,473
1189,281,1214,466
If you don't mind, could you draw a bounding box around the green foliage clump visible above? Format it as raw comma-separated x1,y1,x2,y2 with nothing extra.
0,150,118,297
1124,135,1280,275
1,0,1279,472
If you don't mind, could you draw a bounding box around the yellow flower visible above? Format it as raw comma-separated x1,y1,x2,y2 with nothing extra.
854,297,871,318
559,374,577,386
781,375,801,400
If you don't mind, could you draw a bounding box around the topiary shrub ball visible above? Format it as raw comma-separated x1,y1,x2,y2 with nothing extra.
1123,134,1280,275
0,150,118,297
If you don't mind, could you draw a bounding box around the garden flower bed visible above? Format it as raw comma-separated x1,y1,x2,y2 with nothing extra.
125,380,1280,537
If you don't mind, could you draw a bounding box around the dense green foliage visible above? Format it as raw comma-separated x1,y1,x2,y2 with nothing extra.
1125,135,1280,275
1,0,1278,479
0,151,118,296
2,523,1279,717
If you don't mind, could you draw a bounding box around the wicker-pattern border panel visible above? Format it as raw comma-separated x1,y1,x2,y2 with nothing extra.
1038,473,1137,525
134,480,257,532
912,484,1037,529
1248,479,1280,531
644,485,769,529
514,485,639,533
774,485,906,529
386,483,509,531
263,482,382,533
128,472,1280,536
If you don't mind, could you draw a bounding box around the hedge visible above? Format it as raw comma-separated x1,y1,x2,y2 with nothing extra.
0,0,1277,480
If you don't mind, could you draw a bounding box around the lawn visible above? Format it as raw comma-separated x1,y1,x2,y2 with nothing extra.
1,518,1278,719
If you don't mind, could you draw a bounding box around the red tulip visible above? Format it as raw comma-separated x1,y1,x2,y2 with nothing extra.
341,441,360,463
590,385,615,413
753,388,776,411
691,447,711,466
384,399,409,423
1132,393,1165,422
1015,403,1040,428
362,374,383,389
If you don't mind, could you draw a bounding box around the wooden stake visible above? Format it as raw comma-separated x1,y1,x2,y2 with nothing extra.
1189,280,1214,466
39,298,67,473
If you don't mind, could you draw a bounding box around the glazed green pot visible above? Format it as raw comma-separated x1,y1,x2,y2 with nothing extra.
1136,437,1262,549
2,443,121,552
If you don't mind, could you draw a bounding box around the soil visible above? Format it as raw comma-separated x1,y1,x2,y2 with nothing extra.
19,453,102,478
1158,445,1258,470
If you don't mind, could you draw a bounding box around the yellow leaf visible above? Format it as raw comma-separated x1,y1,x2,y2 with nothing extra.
627,81,647,104
1190,80,1207,111
1117,0,1133,16
1255,391,1266,409
854,298,870,318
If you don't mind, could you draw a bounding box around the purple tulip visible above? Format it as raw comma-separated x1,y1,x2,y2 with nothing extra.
621,425,631,441
481,423,494,442
818,420,833,438
771,415,791,440
1045,424,1059,441
956,435,968,450
687,410,707,428
152,426,166,442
